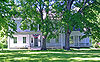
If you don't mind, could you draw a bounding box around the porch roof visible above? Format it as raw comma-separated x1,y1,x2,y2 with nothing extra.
70,31,82,36
14,32,41,35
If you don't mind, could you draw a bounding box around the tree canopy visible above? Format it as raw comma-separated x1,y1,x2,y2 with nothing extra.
0,0,17,40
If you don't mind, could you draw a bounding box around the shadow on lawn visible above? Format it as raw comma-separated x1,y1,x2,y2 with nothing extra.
0,49,100,62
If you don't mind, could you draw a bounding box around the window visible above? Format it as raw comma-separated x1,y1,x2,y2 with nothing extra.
23,37,26,43
14,37,17,43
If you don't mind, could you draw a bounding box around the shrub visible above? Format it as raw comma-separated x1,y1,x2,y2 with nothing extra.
0,43,3,49
93,42,100,48
0,43,8,49
3,44,7,48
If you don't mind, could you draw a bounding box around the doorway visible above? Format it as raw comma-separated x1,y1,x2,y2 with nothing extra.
34,37,38,47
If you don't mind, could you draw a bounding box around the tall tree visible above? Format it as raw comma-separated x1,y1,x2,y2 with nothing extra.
0,0,18,50
16,0,58,50
53,0,100,50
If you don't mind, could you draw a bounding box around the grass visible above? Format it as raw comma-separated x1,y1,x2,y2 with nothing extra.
0,49,100,62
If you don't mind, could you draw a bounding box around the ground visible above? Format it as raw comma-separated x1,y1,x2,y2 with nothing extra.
0,48,100,62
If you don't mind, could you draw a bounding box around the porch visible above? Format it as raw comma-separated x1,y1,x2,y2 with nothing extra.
69,31,90,47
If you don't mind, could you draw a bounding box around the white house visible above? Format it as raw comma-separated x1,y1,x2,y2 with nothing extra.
8,19,91,49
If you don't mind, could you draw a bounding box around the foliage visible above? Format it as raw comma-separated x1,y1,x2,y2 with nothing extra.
15,0,60,39
0,43,3,49
0,0,17,38
0,0,19,50
93,42,100,48
92,40,100,48
56,0,100,36
82,1,100,42
3,44,8,48
0,43,7,49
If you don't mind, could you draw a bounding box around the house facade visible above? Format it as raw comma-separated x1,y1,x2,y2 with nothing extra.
8,19,91,49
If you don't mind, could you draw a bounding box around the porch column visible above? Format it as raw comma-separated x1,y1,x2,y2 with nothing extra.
40,33,43,47
73,36,75,46
38,35,41,47
28,34,30,48
77,36,79,47
61,33,63,49
8,37,10,49
59,33,61,48
33,37,34,46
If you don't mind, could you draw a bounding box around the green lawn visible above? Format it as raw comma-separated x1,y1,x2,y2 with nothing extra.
0,49,100,62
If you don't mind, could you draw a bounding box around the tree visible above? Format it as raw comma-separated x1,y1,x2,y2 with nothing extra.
0,0,18,50
52,0,100,50
16,0,58,50
0,0,17,37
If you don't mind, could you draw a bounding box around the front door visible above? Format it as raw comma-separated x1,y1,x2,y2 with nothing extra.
30,37,38,47
34,37,38,47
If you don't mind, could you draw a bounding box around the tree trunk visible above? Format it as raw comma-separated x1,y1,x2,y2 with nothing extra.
39,6,47,50
41,36,47,50
64,0,74,50
65,30,70,50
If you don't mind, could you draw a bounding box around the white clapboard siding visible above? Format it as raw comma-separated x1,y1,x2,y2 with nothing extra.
9,34,29,49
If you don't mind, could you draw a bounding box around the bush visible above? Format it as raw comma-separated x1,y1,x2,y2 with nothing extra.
0,43,3,49
0,43,8,49
93,42,100,48
3,44,7,48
